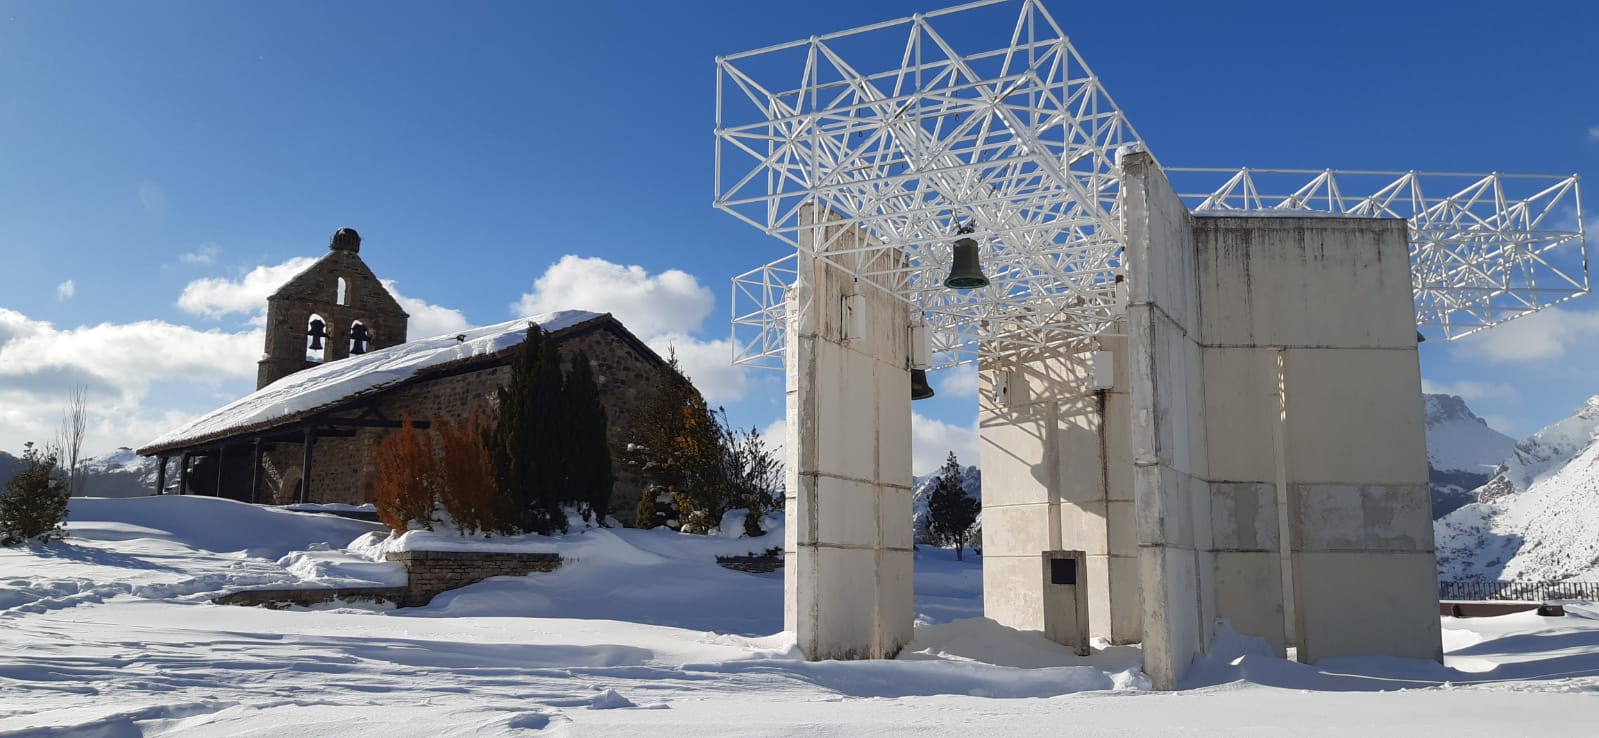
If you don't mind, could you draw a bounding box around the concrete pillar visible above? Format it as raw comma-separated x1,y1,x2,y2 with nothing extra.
1121,151,1216,691
784,208,915,660
977,338,1137,646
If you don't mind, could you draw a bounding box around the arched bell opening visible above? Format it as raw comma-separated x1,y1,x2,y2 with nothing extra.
306,314,328,363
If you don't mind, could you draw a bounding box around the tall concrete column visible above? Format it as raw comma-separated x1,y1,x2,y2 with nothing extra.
784,209,915,660
1121,151,1216,691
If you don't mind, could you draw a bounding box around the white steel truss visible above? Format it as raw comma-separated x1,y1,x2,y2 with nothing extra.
717,0,1588,369
1170,168,1587,340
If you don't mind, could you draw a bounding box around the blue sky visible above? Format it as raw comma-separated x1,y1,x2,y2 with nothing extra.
0,0,1595,470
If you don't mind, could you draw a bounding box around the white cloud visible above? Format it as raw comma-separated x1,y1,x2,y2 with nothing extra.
55,280,75,301
755,411,975,478
1419,378,1520,405
178,257,316,321
177,258,467,343
912,411,978,476
936,364,979,397
384,281,470,340
761,417,787,461
647,333,749,405
512,255,715,339
180,243,220,265
1449,307,1599,364
1589,125,1599,142
0,307,259,456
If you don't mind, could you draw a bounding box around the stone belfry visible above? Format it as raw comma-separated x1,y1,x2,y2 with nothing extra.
257,228,409,389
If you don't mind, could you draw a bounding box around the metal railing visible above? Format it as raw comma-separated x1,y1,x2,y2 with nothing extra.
1438,580,1599,602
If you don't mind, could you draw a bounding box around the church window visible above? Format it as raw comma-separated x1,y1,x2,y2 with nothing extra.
336,277,348,306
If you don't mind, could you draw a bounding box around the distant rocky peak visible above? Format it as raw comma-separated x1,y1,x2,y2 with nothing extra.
1423,393,1490,426
1480,396,1599,501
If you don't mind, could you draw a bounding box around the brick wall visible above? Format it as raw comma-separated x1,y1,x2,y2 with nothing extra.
386,550,562,605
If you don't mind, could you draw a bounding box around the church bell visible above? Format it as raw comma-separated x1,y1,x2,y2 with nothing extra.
307,319,328,351
943,235,989,290
910,369,935,400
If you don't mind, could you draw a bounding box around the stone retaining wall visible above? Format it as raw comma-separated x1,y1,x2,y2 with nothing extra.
387,550,562,605
213,550,562,609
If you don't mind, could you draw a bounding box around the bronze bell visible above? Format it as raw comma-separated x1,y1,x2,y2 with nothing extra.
307,319,328,351
350,323,371,355
910,369,935,400
944,236,990,290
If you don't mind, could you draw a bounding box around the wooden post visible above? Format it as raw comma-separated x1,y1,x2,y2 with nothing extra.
178,452,190,495
301,427,316,504
250,438,263,505
155,455,167,495
215,445,226,498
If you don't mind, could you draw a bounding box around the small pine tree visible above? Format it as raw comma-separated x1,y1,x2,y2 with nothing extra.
562,352,613,523
1,442,70,545
926,451,981,560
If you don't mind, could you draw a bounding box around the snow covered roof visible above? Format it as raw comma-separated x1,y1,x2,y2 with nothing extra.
139,310,607,455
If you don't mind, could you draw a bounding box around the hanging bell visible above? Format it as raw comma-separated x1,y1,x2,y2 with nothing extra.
910,369,935,401
307,319,328,351
350,323,371,355
943,236,990,290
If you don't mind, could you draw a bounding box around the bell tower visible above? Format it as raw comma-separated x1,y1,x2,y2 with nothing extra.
257,227,410,388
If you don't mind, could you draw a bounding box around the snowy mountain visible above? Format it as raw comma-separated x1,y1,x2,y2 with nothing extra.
1423,394,1517,518
0,446,158,498
77,448,160,498
1436,396,1599,582
912,465,981,542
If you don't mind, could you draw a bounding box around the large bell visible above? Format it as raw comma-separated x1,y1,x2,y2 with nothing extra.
943,236,989,290
910,369,935,400
307,319,328,351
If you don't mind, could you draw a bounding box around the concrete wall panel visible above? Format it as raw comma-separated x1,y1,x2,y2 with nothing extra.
1210,482,1280,551
983,555,1046,632
1211,551,1287,654
1283,348,1426,485
1202,348,1279,483
1195,218,1415,349
1292,551,1443,663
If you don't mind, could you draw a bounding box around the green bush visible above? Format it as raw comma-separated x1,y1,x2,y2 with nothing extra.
1,442,71,546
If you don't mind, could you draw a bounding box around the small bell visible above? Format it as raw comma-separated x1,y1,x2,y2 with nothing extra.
910,369,935,400
350,323,371,355
944,235,990,290
307,319,328,351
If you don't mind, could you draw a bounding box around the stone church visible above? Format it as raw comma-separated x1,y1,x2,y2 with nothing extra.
138,228,671,524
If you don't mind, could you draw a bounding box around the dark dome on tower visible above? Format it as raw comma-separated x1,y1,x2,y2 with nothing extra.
330,227,362,253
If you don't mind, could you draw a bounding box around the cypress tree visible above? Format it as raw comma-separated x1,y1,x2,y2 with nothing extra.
563,352,613,523
487,324,566,534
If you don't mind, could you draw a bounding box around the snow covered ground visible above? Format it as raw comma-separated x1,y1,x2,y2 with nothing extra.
4,498,1599,736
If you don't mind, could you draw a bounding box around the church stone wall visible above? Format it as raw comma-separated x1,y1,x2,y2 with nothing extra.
254,324,663,525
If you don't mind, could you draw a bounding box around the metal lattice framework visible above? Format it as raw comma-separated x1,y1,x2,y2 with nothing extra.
716,0,1588,369
1170,168,1587,340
